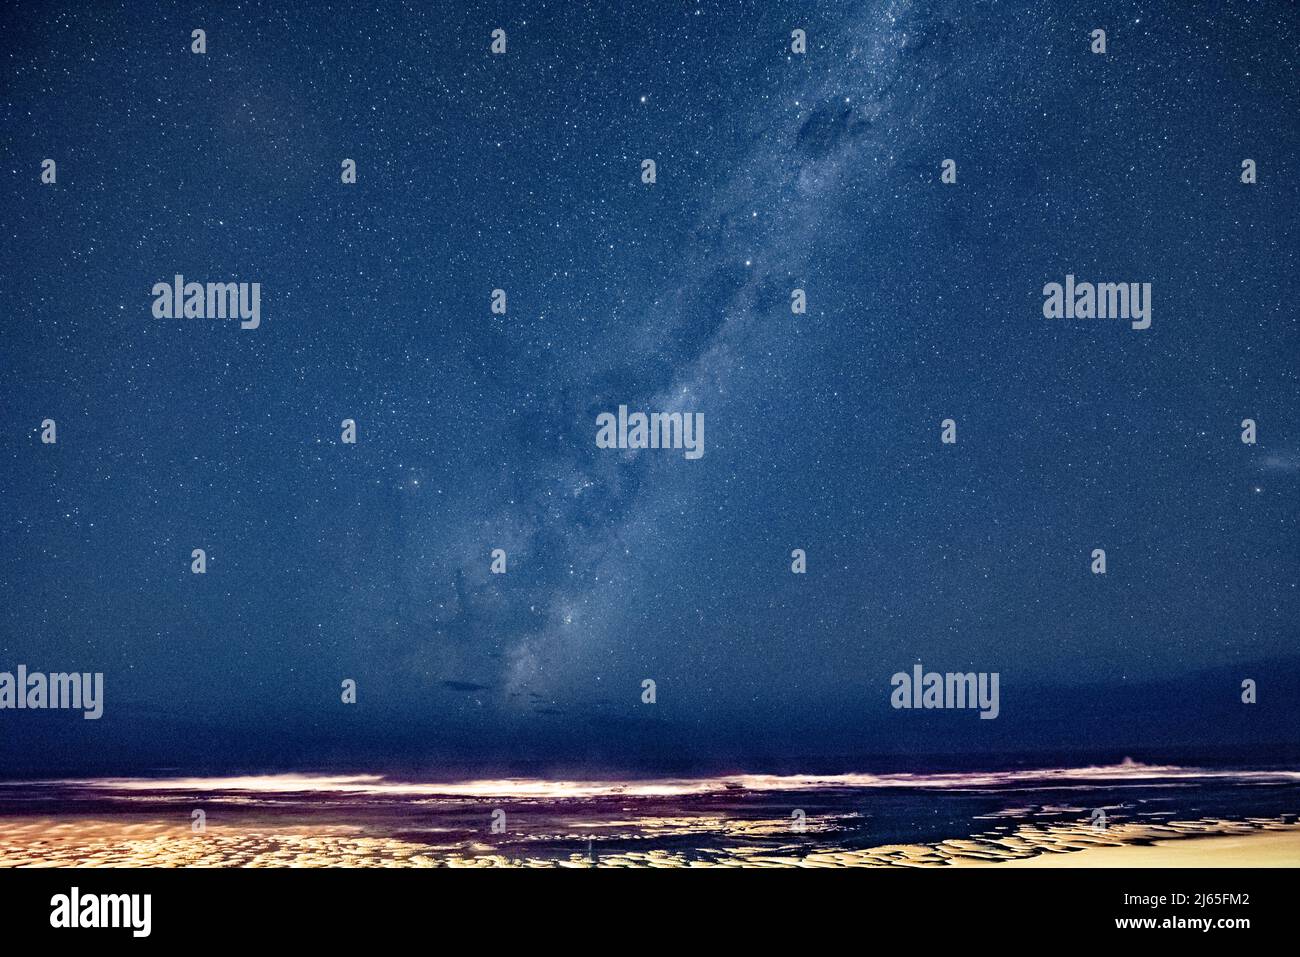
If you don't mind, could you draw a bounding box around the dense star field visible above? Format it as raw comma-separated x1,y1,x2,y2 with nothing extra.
0,0,1297,774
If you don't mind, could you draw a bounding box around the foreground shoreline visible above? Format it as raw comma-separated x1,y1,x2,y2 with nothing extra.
2,817,1298,868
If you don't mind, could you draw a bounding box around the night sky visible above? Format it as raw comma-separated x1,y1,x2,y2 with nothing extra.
1,1,1297,775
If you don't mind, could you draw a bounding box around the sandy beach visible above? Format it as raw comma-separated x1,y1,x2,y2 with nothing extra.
995,828,1300,868
2,764,1296,868
2,815,1297,868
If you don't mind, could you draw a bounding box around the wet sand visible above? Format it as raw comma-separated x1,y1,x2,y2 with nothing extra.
2,815,1297,868
3,764,1296,867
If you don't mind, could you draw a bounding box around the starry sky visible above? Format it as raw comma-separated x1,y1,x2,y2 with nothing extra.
1,0,1297,775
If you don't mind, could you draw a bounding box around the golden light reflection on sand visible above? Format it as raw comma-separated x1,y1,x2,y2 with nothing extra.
2,815,1297,868
5,763,1298,868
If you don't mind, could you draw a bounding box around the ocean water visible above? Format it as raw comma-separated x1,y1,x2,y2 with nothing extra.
1,761,1297,867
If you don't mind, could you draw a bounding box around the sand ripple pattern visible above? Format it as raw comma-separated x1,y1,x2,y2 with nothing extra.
2,815,1297,868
